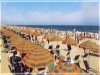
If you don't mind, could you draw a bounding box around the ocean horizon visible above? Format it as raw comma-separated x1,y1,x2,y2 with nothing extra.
9,25,99,33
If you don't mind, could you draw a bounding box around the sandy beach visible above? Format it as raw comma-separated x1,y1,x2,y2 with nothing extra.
0,26,100,75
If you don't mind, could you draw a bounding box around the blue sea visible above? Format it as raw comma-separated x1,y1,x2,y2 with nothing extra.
16,25,99,33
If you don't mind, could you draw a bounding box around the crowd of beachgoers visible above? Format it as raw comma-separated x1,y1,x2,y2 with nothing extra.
0,25,100,75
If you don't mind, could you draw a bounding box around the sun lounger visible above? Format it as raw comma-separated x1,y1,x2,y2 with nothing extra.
89,52,94,56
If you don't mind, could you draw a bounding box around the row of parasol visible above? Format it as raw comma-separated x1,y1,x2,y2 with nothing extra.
2,28,55,71
1,27,99,74
3,26,99,51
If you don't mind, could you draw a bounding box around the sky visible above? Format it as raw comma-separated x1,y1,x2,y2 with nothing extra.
0,0,100,25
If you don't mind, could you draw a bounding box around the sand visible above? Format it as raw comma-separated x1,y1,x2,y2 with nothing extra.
43,36,100,73
0,26,100,74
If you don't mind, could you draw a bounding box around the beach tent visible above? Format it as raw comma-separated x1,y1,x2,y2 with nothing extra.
21,47,54,71
50,62,84,75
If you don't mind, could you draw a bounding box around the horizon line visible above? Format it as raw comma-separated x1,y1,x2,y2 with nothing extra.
1,24,99,26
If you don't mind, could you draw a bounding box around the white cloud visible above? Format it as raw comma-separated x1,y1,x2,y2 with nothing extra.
1,2,99,25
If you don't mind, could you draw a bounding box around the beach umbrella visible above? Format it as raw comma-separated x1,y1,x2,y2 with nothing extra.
51,35,63,41
8,34,20,41
8,35,21,42
62,37,77,46
51,35,63,44
16,40,35,53
50,62,84,75
79,40,99,50
25,30,32,35
43,33,53,40
21,47,54,71
4,31,15,38
32,31,40,37
11,38,25,47
2,29,6,34
20,29,26,33
3,30,10,36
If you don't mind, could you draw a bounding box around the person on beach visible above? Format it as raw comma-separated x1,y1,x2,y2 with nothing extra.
84,32,86,38
75,34,77,41
73,27,76,36
47,39,49,44
67,44,71,51
48,45,54,55
9,51,21,74
77,34,79,43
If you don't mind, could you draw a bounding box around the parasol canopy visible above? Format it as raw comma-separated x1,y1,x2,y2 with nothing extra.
43,33,53,40
62,37,77,46
4,31,15,38
32,31,40,37
16,40,35,53
50,62,84,75
51,35,63,41
21,47,54,70
79,40,99,50
8,34,20,41
11,38,25,47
